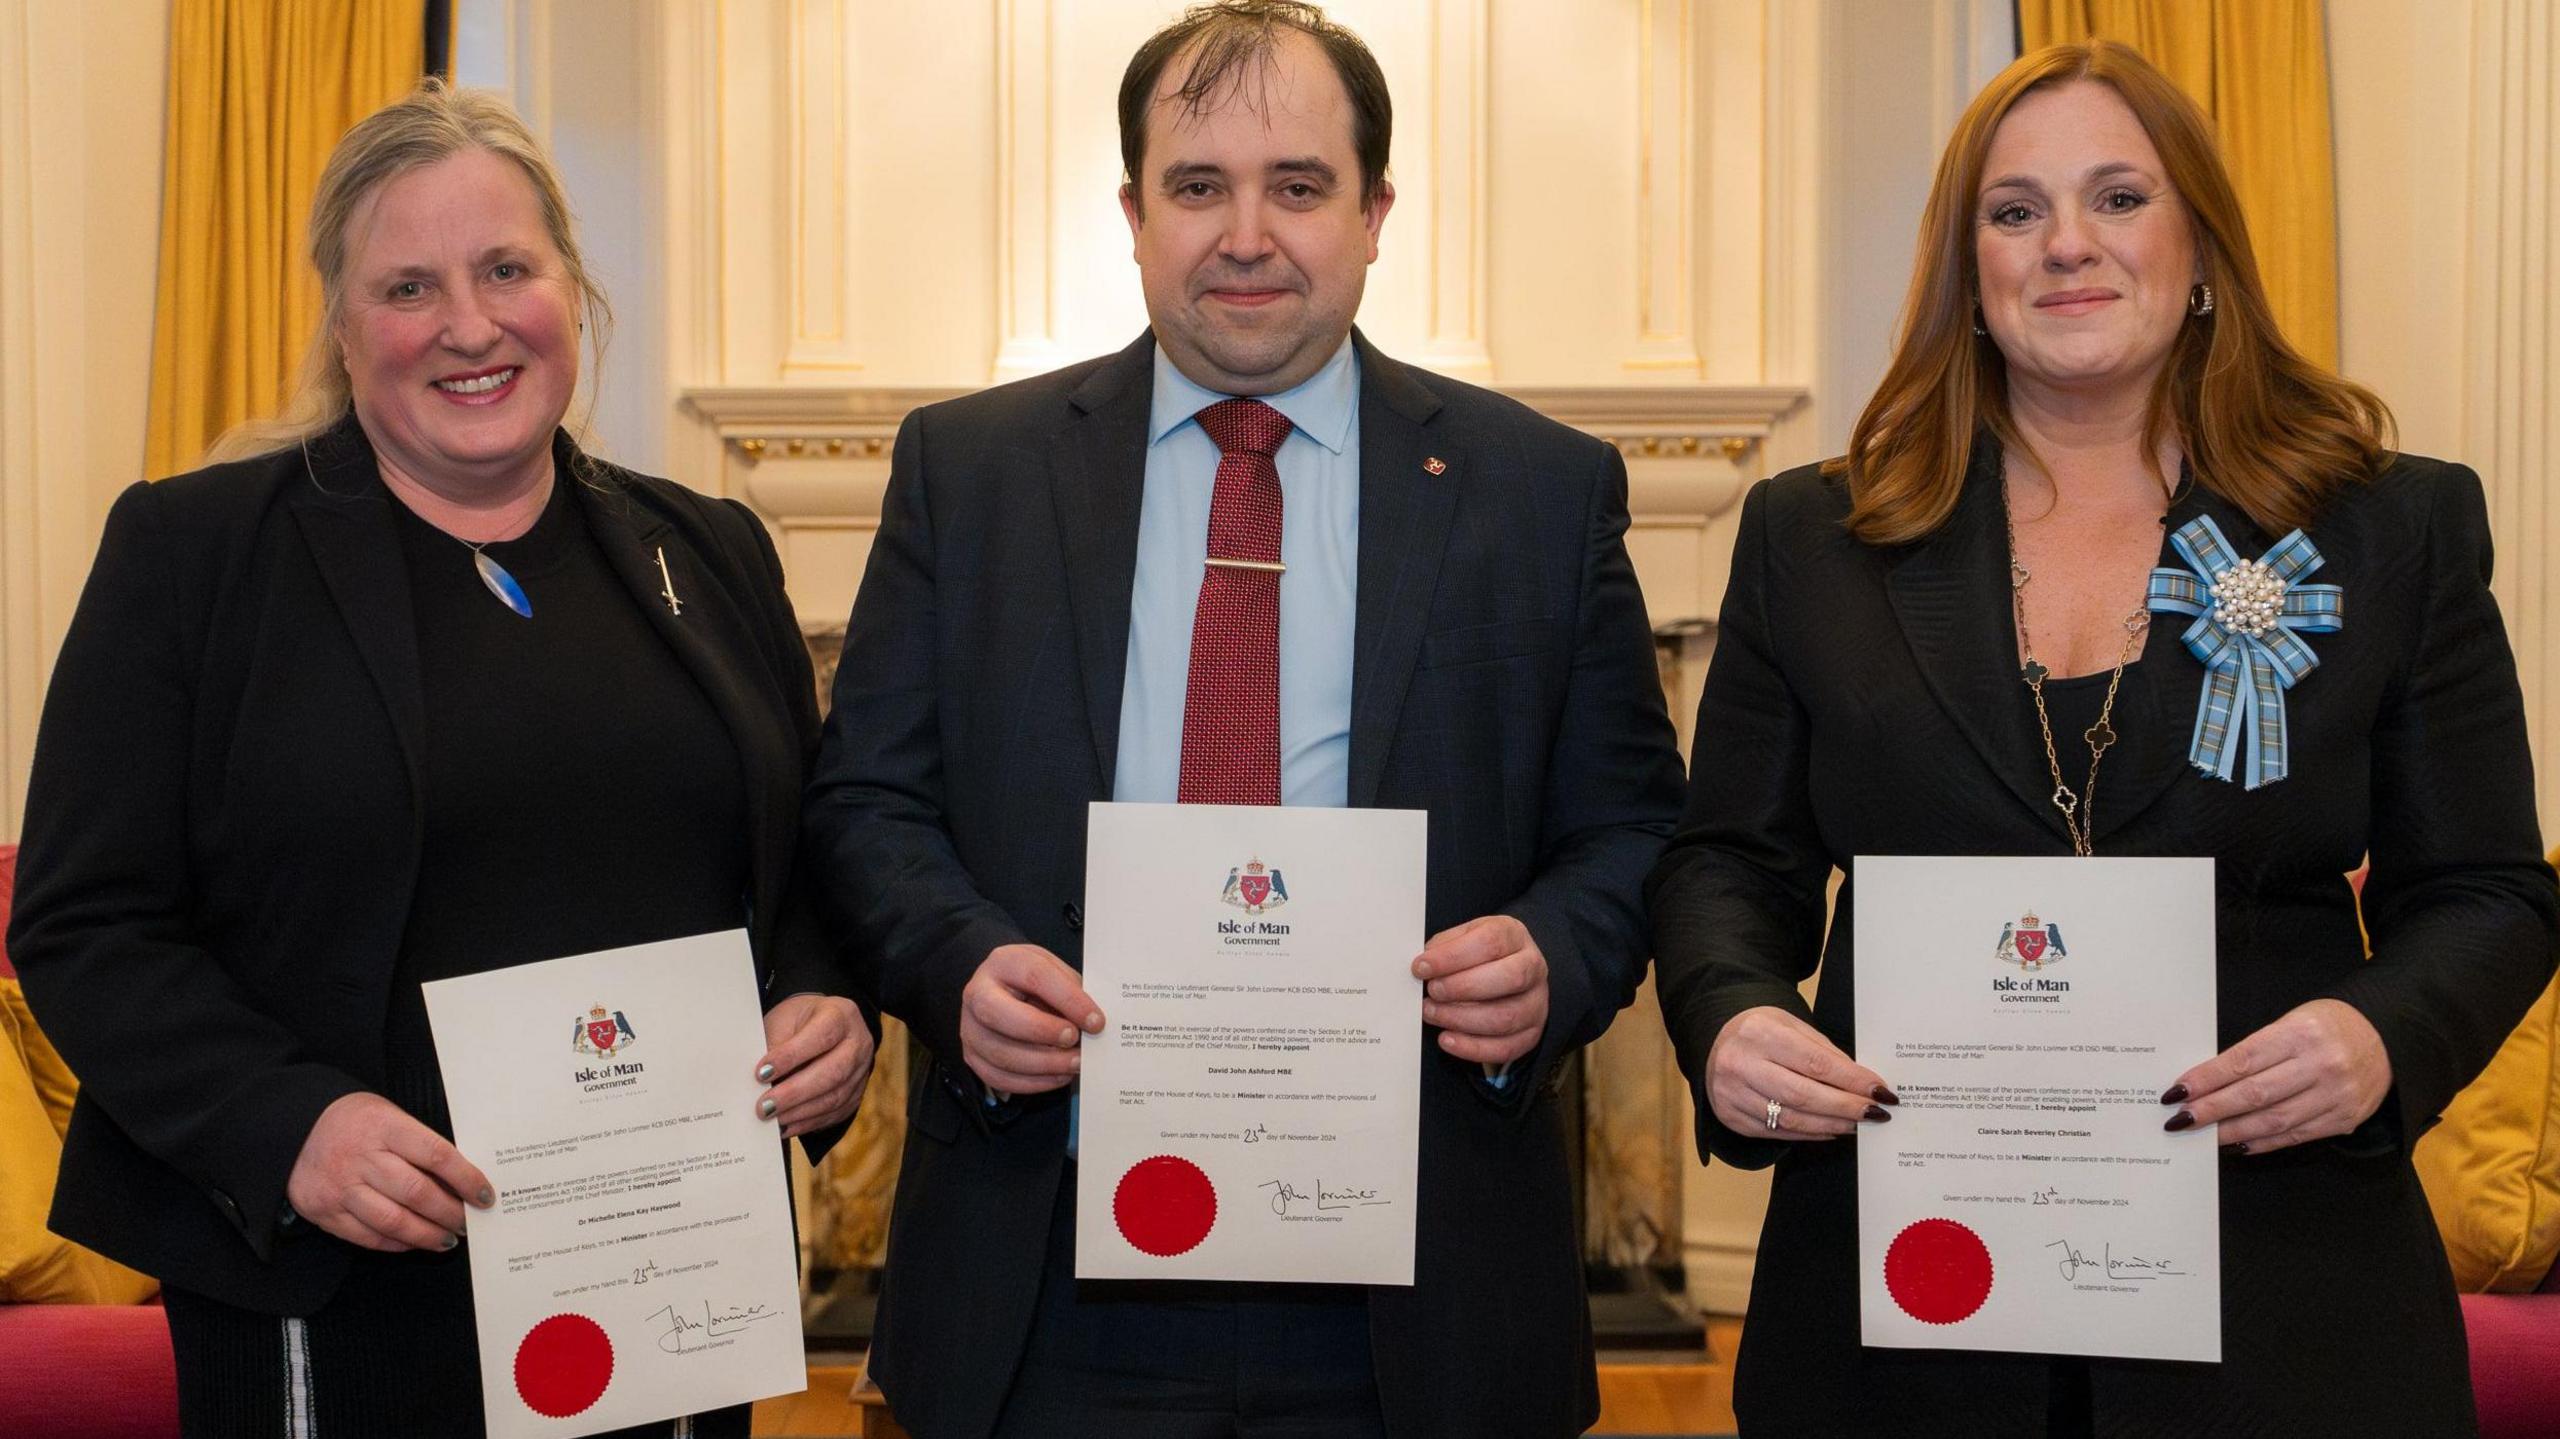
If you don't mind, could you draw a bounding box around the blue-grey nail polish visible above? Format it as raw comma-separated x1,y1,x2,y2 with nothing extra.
759,1097,778,1118
757,1063,775,1082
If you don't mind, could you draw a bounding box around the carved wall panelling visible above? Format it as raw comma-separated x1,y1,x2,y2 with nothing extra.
691,381,1802,633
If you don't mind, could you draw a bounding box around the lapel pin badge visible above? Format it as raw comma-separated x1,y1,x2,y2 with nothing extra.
1423,456,1447,475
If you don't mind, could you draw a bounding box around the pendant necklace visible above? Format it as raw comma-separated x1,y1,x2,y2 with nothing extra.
2004,481,2154,856
465,540,534,619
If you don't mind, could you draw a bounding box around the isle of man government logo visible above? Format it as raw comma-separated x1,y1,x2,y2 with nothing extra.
571,1004,639,1058
1219,858,1290,916
1994,912,2067,971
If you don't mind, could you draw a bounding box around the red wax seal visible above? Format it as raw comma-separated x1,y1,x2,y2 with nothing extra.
514,1312,614,1418
1113,1154,1217,1257
1885,1218,1994,1324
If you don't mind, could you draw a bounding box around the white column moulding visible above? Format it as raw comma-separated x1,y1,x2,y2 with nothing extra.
1410,0,1492,381
1628,0,1702,375
0,0,36,838
2465,0,2558,847
784,0,862,375
993,0,1072,382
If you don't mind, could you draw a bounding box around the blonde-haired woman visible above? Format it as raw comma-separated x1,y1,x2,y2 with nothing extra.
9,81,872,1437
1650,41,2556,1435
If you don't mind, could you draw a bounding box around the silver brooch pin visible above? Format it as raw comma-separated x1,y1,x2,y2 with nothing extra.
654,546,684,616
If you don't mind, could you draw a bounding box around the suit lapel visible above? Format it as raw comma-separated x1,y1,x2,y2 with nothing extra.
1052,334,1157,789
1883,438,2073,843
579,462,799,933
288,426,427,802
1346,334,1453,809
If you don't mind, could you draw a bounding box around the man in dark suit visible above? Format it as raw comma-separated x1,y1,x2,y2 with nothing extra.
804,4,1682,1436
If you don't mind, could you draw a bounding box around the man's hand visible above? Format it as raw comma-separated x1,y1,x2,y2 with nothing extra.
1413,915,1549,1067
284,1092,494,1252
960,943,1104,1096
756,994,876,1139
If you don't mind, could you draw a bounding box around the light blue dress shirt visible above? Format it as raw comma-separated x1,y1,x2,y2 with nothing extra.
1112,338,1361,806
1055,342,1363,1155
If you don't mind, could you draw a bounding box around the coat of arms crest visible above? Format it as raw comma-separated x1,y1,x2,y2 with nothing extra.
1219,858,1290,916
1994,912,2067,971
571,1004,638,1058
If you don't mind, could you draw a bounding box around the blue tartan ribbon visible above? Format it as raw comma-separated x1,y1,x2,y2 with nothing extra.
2145,515,2343,790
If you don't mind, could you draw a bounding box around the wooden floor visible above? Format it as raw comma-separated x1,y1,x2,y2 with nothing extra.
750,1317,1745,1437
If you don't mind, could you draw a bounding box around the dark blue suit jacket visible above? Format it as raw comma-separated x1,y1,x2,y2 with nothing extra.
805,332,1683,1439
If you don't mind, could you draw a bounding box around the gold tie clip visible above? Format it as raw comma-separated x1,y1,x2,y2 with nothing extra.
1204,557,1286,574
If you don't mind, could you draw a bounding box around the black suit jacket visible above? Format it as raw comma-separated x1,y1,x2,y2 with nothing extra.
805,332,1684,1439
1649,442,2559,1434
8,422,852,1316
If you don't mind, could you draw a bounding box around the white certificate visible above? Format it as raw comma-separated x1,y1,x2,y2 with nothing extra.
1854,856,2220,1362
424,930,805,1438
1075,802,1425,1284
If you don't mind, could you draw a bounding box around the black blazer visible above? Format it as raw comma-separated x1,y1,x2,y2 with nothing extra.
805,332,1685,1439
1649,443,2559,1434
7,422,852,1317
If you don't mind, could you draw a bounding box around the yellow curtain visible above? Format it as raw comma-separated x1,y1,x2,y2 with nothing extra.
145,1,424,480
2019,0,2339,370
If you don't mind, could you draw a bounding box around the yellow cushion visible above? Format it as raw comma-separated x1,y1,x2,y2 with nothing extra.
2411,846,2560,1293
0,976,157,1304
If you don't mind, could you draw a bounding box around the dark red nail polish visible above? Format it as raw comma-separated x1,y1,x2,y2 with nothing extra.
1872,1085,1901,1106
2160,1083,2189,1105
1863,1105,1892,1123
2220,1142,2249,1156
2164,1109,2196,1132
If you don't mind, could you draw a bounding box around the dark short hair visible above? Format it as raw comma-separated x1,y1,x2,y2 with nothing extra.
1118,1,1392,210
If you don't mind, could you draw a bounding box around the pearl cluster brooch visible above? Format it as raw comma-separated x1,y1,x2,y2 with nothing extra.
2208,557,2286,637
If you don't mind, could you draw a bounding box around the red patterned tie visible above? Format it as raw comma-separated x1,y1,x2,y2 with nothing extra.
1177,399,1293,805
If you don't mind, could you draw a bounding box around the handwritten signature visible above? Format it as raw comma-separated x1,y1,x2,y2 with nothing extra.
649,1299,779,1353
2045,1240,2189,1283
1260,1179,1394,1216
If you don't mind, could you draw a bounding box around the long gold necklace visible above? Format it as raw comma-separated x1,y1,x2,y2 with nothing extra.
2004,487,2153,857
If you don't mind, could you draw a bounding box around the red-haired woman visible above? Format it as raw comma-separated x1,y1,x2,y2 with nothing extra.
1650,41,2556,1436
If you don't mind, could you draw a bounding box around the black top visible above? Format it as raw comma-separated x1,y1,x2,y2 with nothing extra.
380,476,749,1131
2025,661,2149,845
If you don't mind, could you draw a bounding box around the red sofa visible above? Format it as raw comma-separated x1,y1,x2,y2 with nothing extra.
2462,1264,2560,1438
0,843,180,1437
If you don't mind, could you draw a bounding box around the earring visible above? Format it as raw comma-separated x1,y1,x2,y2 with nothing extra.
2188,282,2215,317
1972,304,1988,337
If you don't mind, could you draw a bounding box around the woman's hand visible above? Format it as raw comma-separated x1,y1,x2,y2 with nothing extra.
757,993,876,1140
1704,1005,1897,1141
2160,998,2392,1155
285,1092,495,1251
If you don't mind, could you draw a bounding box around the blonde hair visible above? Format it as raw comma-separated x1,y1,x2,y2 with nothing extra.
205,78,613,465
1831,41,2392,545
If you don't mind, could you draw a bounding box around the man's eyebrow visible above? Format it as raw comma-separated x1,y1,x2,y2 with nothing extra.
1158,161,1228,189
1269,157,1339,184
